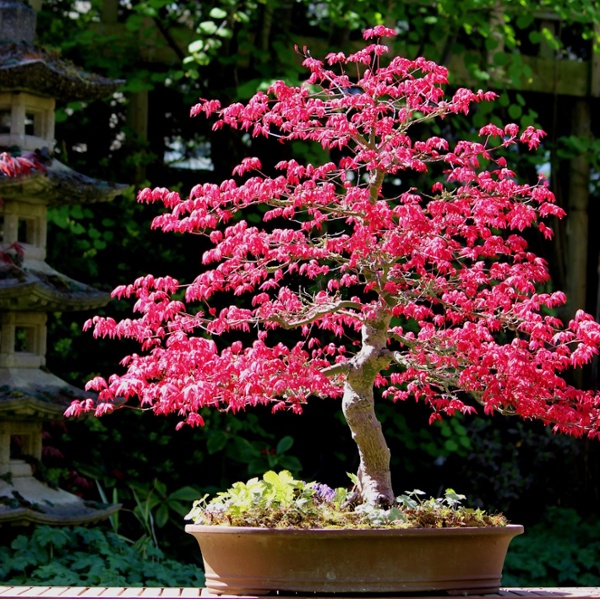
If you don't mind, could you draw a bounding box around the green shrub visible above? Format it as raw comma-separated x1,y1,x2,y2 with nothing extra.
0,526,204,587
503,507,600,586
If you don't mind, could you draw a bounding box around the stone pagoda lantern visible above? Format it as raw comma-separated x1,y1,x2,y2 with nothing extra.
0,0,125,525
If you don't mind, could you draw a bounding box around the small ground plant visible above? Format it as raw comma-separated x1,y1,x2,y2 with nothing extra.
0,525,204,587
502,507,600,586
186,470,506,528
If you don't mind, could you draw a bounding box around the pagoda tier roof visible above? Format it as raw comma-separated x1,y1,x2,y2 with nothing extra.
0,460,121,526
0,258,110,311
0,367,92,419
0,154,129,205
0,42,124,101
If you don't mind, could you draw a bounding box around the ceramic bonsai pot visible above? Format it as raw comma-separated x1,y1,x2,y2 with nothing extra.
186,523,524,596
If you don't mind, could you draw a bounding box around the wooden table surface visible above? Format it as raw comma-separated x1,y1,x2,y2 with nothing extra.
1,587,600,599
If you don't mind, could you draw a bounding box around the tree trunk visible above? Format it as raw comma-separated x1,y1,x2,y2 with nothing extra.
126,90,149,185
342,309,394,507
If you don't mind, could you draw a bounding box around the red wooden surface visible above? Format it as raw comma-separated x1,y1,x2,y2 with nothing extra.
1,588,600,599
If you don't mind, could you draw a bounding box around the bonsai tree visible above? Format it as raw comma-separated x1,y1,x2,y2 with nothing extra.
67,26,600,508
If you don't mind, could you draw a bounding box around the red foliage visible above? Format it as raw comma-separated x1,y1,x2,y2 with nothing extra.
0,151,46,178
67,28,600,440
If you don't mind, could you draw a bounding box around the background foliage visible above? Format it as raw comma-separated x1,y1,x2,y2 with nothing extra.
2,0,599,587
503,508,600,586
0,526,204,586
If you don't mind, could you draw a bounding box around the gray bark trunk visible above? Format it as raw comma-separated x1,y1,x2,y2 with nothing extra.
342,309,395,507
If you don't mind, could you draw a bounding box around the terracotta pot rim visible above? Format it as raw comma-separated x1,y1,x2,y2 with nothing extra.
185,523,524,536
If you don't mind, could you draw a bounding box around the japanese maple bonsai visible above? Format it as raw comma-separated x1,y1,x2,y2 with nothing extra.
68,26,600,515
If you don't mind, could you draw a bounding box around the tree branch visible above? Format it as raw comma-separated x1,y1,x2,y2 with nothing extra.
321,362,350,377
269,299,363,329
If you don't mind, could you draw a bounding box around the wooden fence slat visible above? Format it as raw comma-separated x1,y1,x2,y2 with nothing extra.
157,590,180,598
156,590,201,598
175,590,202,598
117,590,145,598
84,590,132,599
100,591,132,599
53,589,90,598
17,589,53,597
43,588,73,597
78,589,113,598
94,590,128,598
139,590,164,598
512,590,600,598
57,590,83,598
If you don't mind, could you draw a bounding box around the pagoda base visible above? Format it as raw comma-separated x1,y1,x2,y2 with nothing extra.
0,459,120,526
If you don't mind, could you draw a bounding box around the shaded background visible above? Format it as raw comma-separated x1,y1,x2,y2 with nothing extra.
1,0,600,587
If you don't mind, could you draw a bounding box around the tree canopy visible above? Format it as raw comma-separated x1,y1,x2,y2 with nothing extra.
24,0,599,535
67,27,600,505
